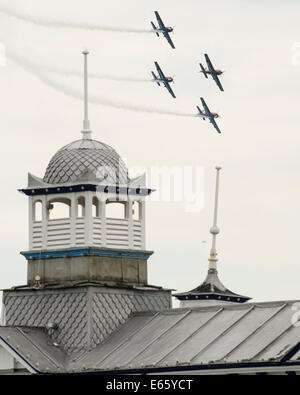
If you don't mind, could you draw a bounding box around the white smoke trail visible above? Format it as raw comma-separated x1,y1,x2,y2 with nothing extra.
7,49,194,118
45,68,152,83
0,5,151,33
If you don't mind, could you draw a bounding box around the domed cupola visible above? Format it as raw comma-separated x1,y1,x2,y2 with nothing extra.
43,139,129,186
19,51,153,287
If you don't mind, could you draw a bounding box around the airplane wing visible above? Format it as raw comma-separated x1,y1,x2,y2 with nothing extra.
164,81,176,98
154,62,166,80
204,54,215,73
164,32,175,49
155,11,166,29
210,118,222,134
200,97,211,116
212,73,224,92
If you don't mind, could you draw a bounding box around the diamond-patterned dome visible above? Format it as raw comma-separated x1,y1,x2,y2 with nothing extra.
43,139,129,185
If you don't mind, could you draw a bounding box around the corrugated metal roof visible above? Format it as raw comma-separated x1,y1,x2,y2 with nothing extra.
1,300,300,373
0,327,66,373
71,301,300,371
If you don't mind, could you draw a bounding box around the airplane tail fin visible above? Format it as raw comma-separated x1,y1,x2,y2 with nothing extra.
151,71,160,85
197,106,205,120
151,22,160,36
200,64,208,78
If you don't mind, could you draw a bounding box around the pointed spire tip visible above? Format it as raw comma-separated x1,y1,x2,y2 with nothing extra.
81,50,92,139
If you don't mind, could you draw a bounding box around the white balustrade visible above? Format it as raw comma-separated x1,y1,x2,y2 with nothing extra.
75,218,85,247
32,222,42,250
47,218,71,249
31,217,144,251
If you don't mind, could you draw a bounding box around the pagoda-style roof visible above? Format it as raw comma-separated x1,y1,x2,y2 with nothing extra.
174,268,250,303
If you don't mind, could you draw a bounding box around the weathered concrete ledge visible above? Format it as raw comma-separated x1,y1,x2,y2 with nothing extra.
21,247,153,287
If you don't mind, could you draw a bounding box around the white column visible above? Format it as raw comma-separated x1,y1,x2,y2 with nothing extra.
81,50,92,139
126,200,134,250
70,194,76,247
42,196,48,250
100,197,107,247
29,197,33,250
208,167,222,270
139,200,146,250
85,192,93,246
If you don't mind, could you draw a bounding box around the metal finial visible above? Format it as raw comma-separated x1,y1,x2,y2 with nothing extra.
208,167,222,270
81,50,92,139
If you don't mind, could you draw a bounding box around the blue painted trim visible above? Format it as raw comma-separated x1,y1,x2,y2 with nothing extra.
19,184,153,197
175,294,249,303
281,342,300,363
57,360,300,375
21,248,153,261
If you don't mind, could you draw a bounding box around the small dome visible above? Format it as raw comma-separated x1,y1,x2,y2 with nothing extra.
43,139,129,185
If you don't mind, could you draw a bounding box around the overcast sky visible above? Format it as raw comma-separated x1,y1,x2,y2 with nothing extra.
0,0,300,304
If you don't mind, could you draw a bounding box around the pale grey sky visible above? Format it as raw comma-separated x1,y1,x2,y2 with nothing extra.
0,0,300,303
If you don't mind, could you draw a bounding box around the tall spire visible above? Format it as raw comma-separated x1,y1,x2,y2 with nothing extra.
208,166,221,271
174,166,251,307
81,50,92,140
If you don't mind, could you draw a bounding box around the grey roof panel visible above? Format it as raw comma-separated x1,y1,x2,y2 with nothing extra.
159,306,252,366
0,327,66,373
227,303,293,362
193,304,283,364
96,310,189,369
257,325,300,361
71,313,157,370
129,308,222,367
290,348,300,361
